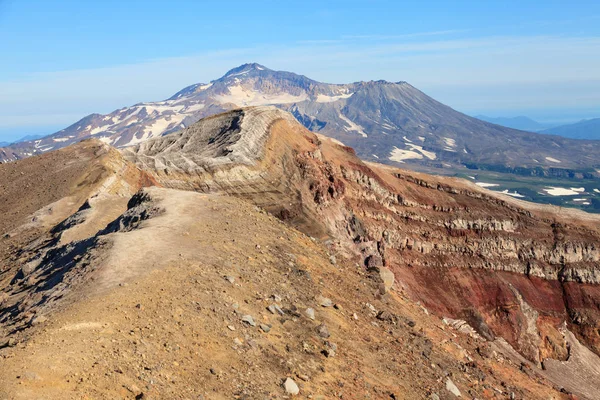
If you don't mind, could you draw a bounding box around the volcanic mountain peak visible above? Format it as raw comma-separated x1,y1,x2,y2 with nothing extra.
1,64,599,189
222,62,270,77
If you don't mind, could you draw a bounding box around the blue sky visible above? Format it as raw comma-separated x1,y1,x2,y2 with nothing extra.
1,0,600,141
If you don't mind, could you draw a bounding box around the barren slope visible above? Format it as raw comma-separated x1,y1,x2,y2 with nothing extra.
0,187,566,399
1,107,599,398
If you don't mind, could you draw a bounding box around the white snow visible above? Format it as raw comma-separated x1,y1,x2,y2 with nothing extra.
389,147,423,162
226,70,251,78
407,143,436,160
594,189,600,194
403,136,412,143
214,85,309,106
144,115,186,138
543,187,584,196
90,126,108,135
499,189,525,198
52,137,70,142
98,136,113,144
573,198,589,202
372,154,379,159
545,157,561,163
417,136,425,142
476,182,500,188
184,103,206,113
315,93,354,103
468,176,476,180
338,113,367,137
443,137,456,148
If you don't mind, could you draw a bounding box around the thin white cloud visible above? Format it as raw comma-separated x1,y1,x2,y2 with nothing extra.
1,34,599,132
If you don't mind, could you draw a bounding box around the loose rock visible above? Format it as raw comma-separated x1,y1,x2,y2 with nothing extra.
284,377,300,395
445,378,461,397
241,315,256,327
316,324,330,338
316,295,333,307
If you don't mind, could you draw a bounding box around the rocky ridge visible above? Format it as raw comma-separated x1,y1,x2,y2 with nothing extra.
0,107,599,398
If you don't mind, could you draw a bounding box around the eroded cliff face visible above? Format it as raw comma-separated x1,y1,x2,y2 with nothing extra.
299,140,600,364
124,106,600,367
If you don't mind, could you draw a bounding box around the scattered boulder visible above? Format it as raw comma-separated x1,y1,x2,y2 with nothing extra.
376,310,396,323
305,307,316,320
365,254,383,269
316,295,333,307
378,268,395,292
29,315,48,327
267,304,284,315
259,324,271,333
445,378,461,397
241,315,256,327
316,324,330,338
284,377,300,395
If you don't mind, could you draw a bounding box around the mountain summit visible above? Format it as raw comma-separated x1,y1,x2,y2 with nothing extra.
1,64,599,178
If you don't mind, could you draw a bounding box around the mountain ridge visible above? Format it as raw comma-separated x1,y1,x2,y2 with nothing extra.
2,107,600,398
1,64,598,179
542,117,600,140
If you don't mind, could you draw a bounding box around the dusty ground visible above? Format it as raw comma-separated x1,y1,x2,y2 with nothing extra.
0,188,565,399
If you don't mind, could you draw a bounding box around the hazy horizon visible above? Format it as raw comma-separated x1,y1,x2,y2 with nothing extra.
1,0,599,141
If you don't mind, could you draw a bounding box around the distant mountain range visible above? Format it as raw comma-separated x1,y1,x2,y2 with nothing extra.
474,115,555,131
476,115,600,141
541,118,600,140
1,63,598,178
0,134,45,148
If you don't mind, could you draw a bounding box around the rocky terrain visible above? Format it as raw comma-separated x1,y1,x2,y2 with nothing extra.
1,106,599,398
2,64,598,180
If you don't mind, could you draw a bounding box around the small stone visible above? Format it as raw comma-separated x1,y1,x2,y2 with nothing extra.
305,308,315,320
267,304,284,315
225,276,235,284
333,303,342,310
259,324,271,333
445,378,461,397
365,254,383,269
29,315,48,326
376,310,395,322
233,338,243,346
378,268,395,292
353,313,358,320
329,255,337,265
283,377,300,395
241,315,256,327
316,295,333,307
297,374,310,382
135,303,143,310
272,294,282,302
365,303,377,314
227,325,235,331
322,341,337,357
316,324,330,338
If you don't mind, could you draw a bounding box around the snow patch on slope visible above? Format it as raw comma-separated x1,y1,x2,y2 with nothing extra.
338,113,367,137
215,85,308,106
